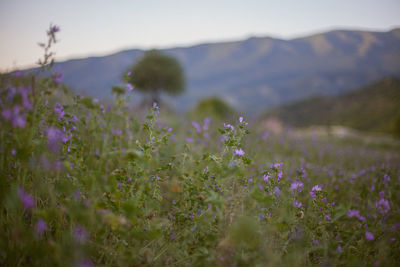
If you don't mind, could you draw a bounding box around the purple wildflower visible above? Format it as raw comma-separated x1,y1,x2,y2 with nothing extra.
54,103,64,120
239,116,248,125
365,231,374,241
293,200,302,208
51,25,60,33
18,188,35,210
234,148,245,156
192,121,201,134
74,190,81,199
263,174,270,184
223,123,234,131
1,109,12,120
375,198,390,214
52,72,63,83
73,226,88,243
261,132,269,140
347,209,366,221
35,219,47,237
111,129,123,135
125,83,134,91
203,117,210,131
274,186,281,197
277,171,283,181
310,185,322,198
290,181,304,192
47,127,64,153
12,115,26,128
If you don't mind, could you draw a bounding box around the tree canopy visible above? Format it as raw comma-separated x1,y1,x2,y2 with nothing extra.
127,50,185,104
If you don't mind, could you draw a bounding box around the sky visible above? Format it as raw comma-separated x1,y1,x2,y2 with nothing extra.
1,0,400,71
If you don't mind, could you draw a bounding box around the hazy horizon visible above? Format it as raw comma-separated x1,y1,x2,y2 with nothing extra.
1,0,400,72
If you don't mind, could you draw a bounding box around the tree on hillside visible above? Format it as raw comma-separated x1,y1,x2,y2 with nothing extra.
126,50,185,104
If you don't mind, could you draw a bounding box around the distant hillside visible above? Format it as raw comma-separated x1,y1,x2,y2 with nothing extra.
262,77,400,134
25,28,400,114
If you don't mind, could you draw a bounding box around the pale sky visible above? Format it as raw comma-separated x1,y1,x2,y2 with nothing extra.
1,0,399,72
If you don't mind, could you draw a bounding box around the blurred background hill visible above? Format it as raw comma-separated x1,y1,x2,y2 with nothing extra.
28,28,400,115
262,77,400,136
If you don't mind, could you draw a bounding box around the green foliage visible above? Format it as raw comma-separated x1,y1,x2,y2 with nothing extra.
126,50,185,103
190,96,237,120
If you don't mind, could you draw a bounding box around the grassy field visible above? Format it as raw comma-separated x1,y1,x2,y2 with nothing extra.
1,28,400,267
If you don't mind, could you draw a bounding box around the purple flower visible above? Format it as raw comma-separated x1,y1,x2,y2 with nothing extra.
19,86,33,110
271,162,283,168
18,188,35,210
54,103,64,120
74,190,81,199
234,148,245,156
73,226,88,243
274,186,281,197
365,231,374,241
310,185,322,198
13,71,23,77
347,209,366,221
223,123,234,131
203,117,210,131
52,72,63,83
293,200,302,208
125,83,134,91
51,25,60,33
1,109,12,120
185,137,194,143
383,174,390,182
375,198,390,214
12,115,26,128
263,174,270,184
71,114,79,123
47,127,64,153
192,121,201,134
35,219,47,237
290,181,304,192
277,171,283,181
111,128,123,135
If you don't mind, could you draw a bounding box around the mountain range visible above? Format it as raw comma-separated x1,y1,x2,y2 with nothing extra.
47,28,400,115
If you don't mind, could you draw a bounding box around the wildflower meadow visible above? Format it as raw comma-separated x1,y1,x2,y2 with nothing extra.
1,26,399,266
